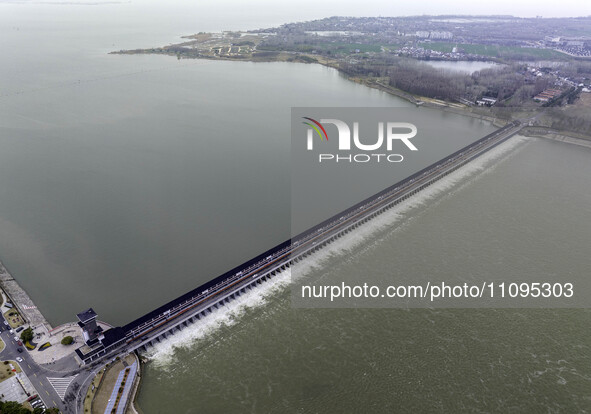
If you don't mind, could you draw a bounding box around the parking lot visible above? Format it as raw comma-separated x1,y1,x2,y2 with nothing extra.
0,368,36,403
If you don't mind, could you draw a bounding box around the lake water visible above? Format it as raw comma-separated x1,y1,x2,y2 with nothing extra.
137,136,591,413
1,2,590,413
0,1,496,326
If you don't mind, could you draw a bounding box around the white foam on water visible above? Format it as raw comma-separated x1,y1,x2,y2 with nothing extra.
145,134,530,365
291,134,531,281
144,267,292,365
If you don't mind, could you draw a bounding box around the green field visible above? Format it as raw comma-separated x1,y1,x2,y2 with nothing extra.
323,43,384,54
259,42,387,55
420,42,567,60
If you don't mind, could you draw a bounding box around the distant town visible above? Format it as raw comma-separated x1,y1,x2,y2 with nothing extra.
2,14,590,414
113,15,591,138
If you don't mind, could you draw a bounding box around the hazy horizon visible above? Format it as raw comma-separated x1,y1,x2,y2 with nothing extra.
1,0,591,21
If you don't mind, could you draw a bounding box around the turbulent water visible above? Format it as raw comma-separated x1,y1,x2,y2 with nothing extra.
1,2,590,413
137,137,591,413
0,2,498,326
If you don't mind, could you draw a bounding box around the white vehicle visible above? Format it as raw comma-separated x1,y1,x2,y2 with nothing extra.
31,400,44,409
15,357,23,362
9,329,14,335
3,321,8,326
14,336,19,342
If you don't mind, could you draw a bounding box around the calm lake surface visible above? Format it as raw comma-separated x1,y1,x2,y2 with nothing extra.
1,2,589,413
0,2,495,326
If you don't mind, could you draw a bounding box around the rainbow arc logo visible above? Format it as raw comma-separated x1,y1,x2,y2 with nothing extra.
302,117,328,150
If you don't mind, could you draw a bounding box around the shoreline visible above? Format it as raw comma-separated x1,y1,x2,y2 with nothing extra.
113,48,512,128
521,126,591,148
126,352,143,414
129,353,146,414
0,259,52,332
0,45,588,412
86,352,142,414
353,76,509,126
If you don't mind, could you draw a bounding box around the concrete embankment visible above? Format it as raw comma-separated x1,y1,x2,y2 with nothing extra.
127,353,144,414
89,352,142,414
521,126,591,149
0,259,51,331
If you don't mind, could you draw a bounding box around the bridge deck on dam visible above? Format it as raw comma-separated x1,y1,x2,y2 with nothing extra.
75,121,524,365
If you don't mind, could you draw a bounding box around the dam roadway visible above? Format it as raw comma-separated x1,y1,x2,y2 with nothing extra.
75,120,525,367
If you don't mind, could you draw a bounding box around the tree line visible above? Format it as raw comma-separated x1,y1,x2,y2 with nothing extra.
339,58,552,104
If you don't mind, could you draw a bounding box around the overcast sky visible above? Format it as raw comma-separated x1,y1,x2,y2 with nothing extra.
3,0,591,18
2,0,590,30
266,0,590,18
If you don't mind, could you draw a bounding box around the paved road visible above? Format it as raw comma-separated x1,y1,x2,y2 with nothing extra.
0,118,533,413
0,313,93,412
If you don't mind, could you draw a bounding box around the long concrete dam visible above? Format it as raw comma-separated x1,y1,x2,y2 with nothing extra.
75,120,524,365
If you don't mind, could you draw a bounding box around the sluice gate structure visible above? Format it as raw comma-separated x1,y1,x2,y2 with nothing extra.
76,121,524,365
